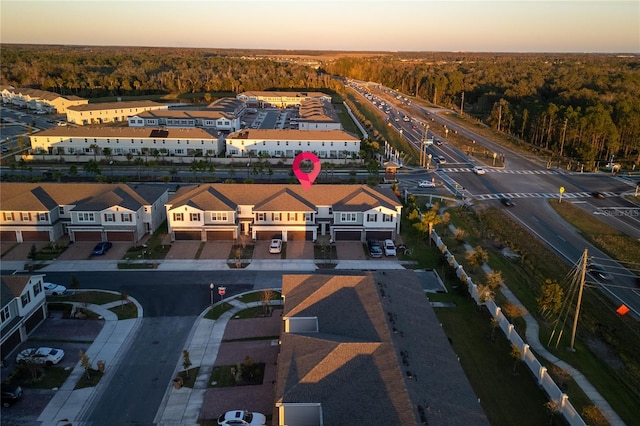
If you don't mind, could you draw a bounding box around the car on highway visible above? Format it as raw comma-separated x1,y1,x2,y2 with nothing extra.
16,347,65,366
269,238,282,254
217,410,266,426
43,282,67,296
472,166,486,175
435,139,443,146
587,262,614,281
418,180,436,188
92,241,113,255
591,191,605,199
435,156,447,164
500,197,515,207
367,240,383,258
383,239,396,256
1,384,23,408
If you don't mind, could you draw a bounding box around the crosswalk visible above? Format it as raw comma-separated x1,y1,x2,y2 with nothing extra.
474,191,618,200
439,167,563,175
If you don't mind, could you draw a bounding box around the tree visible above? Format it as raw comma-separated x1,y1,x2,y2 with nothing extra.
544,400,559,425
89,143,100,161
83,160,101,177
182,349,192,378
261,289,276,316
489,317,499,342
485,270,503,290
412,204,441,245
465,246,488,272
537,279,564,318
510,344,522,374
70,274,80,290
119,290,128,311
503,303,527,321
581,405,608,426
80,349,91,380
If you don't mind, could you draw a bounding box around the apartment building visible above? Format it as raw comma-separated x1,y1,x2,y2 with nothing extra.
66,100,168,125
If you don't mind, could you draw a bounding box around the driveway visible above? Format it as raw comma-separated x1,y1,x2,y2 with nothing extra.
199,241,234,260
164,241,202,259
335,241,367,260
285,241,313,259
253,240,283,260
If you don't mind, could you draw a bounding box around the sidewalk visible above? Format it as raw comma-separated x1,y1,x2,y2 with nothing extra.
456,233,624,426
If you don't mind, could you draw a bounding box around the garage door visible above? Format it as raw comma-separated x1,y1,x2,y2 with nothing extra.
22,231,50,241
206,230,234,240
0,231,17,242
288,231,313,241
174,231,202,241
366,231,392,241
334,230,362,241
255,231,282,241
107,231,135,242
74,231,102,241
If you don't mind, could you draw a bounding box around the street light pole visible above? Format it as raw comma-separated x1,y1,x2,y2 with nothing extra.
209,283,214,313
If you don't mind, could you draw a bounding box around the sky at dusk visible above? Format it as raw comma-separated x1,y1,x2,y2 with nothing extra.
1,0,638,53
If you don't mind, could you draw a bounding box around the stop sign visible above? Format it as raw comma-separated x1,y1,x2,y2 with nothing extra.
218,287,226,296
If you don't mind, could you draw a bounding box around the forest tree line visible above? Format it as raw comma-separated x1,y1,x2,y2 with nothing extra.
2,45,639,165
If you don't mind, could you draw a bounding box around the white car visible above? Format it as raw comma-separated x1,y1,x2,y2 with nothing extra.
217,410,266,426
383,239,397,256
43,282,67,296
435,156,447,164
473,166,486,175
269,239,282,254
418,180,436,188
16,347,65,366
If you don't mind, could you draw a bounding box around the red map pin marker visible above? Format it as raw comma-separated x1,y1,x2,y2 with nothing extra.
292,152,321,190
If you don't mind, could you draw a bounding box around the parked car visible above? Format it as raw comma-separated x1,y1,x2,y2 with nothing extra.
269,238,282,254
418,180,436,188
43,282,67,296
16,347,65,366
472,166,486,175
367,240,383,258
217,410,266,426
500,198,515,207
587,262,614,281
383,239,397,256
92,241,113,255
1,384,23,408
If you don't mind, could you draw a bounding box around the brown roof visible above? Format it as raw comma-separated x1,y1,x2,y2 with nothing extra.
298,98,338,123
276,272,489,426
135,110,232,120
67,100,165,111
2,87,69,102
226,129,359,141
1,275,31,298
0,183,166,212
32,126,217,140
238,91,330,99
167,184,400,213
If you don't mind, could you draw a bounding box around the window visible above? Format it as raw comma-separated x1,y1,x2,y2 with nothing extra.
21,291,31,308
33,281,42,297
383,214,393,222
328,207,333,215
104,213,116,222
257,213,266,221
77,212,94,222
340,213,357,222
0,305,10,324
367,213,378,222
38,212,49,222
272,213,281,221
305,212,313,221
173,212,184,221
22,213,30,221
3,212,14,221
190,213,201,221
287,213,298,221
212,212,228,221
59,207,65,214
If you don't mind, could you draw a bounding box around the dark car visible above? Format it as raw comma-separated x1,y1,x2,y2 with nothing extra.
587,262,614,281
2,384,23,408
501,197,515,207
591,191,605,199
367,240,383,258
92,241,113,255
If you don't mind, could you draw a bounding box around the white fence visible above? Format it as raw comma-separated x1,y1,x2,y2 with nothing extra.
432,232,586,426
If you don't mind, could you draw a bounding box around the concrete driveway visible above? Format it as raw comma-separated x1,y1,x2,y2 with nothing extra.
199,241,234,260
253,240,283,259
335,241,367,260
164,241,202,260
286,241,313,259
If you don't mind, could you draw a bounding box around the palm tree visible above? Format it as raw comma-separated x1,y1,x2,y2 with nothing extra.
89,144,100,161
510,344,522,374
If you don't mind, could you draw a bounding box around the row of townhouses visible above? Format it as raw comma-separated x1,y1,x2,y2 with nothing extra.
1,274,47,360
1,86,88,114
0,183,402,244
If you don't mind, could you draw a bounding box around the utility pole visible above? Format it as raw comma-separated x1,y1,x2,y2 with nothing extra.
570,248,588,351
460,91,465,116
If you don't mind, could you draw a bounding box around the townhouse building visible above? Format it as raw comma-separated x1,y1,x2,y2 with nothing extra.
296,98,342,131
1,275,47,359
128,109,241,132
225,129,360,159
165,184,401,242
237,91,331,108
66,100,168,125
29,127,224,158
0,183,169,243
1,85,88,114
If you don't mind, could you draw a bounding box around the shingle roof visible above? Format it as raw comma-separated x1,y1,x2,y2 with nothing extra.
298,98,339,123
67,100,165,111
226,129,358,141
0,183,166,212
166,184,400,213
1,275,31,307
238,91,329,99
134,109,232,120
31,126,217,140
276,272,489,426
